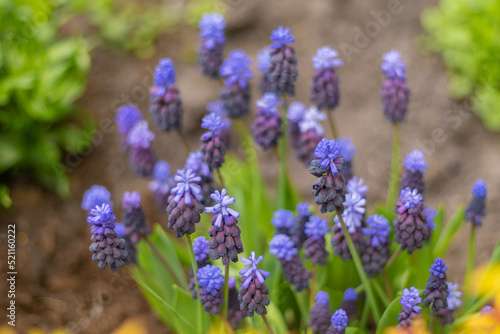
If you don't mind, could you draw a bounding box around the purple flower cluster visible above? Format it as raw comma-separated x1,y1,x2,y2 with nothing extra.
87,204,128,272
121,191,150,263
82,185,113,212
422,258,449,317
115,104,143,148
271,209,295,235
303,216,329,265
251,92,282,150
205,189,243,265
257,46,272,93
290,203,312,248
465,180,487,227
310,46,343,110
238,252,271,316
126,121,157,177
398,287,422,328
295,106,325,165
197,264,225,315
150,58,183,132
149,161,174,211
198,13,225,78
360,214,391,277
310,138,348,214
200,113,228,171
309,291,332,334
166,169,204,237
327,309,348,334
220,50,252,118
400,149,428,196
341,288,358,319
267,26,298,96
380,50,410,123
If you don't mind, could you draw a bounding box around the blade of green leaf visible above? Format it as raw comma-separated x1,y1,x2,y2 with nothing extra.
433,204,465,258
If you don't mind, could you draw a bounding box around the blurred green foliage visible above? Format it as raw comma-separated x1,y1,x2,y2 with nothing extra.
0,0,224,207
0,0,92,204
421,0,500,131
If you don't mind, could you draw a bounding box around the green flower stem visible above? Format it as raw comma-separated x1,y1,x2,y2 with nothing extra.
372,279,389,307
385,123,401,214
326,109,339,138
336,213,381,322
262,314,275,334
185,234,203,334
464,223,476,307
222,264,229,318
385,248,402,268
219,313,235,334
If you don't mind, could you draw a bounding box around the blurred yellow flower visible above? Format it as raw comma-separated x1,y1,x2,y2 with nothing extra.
384,317,428,334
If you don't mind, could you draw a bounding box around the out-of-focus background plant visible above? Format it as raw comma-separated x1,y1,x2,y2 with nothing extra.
0,0,220,208
421,0,500,132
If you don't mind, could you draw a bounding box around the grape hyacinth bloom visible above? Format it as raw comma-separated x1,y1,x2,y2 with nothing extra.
267,26,298,96
198,13,225,79
296,106,325,166
422,258,449,317
189,236,212,298
341,288,358,319
269,234,312,291
149,58,183,132
398,287,422,328
347,177,368,199
196,264,225,315
400,149,428,196
220,50,252,118
166,169,204,237
337,137,356,181
290,203,312,248
149,161,174,211
465,180,487,227
87,204,128,272
206,100,231,140
310,47,343,110
310,138,348,214
440,283,462,326
251,92,282,150
115,104,143,149
205,189,243,265
380,50,410,123
185,150,216,205
287,101,307,148
271,209,294,235
81,185,113,212
303,216,329,265
126,120,157,177
361,214,391,277
257,46,272,94
326,309,348,334
200,113,228,171
238,252,271,316
393,188,430,254
308,291,332,334
331,193,366,261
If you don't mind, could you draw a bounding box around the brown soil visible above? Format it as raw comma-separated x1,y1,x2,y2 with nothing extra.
1,0,499,333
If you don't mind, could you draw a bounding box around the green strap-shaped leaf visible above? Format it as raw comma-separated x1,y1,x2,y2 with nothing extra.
433,204,466,258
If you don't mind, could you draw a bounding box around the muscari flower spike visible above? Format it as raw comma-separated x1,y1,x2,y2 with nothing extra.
269,234,298,261
193,236,211,265
334,192,366,234
465,179,487,227
197,264,225,315
404,149,428,172
400,149,427,195
271,209,295,235
447,283,462,311
422,258,449,317
310,47,343,110
398,287,422,329
360,214,391,277
201,113,227,170
238,251,271,317
154,58,176,89
314,138,343,175
82,185,113,211
198,13,225,79
252,92,283,149
327,309,348,334
304,216,329,265
126,120,157,177
149,161,173,211
205,188,240,228
298,106,326,135
267,26,298,96
290,203,312,248
380,50,410,123
341,288,358,319
309,290,332,334
294,106,325,166
87,204,128,272
220,50,253,89
166,169,204,237
185,150,215,205
206,188,243,265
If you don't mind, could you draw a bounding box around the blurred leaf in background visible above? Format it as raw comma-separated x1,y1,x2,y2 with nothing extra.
0,0,93,205
421,0,500,131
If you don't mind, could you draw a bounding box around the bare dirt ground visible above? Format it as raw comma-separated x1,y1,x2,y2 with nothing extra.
1,0,499,332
